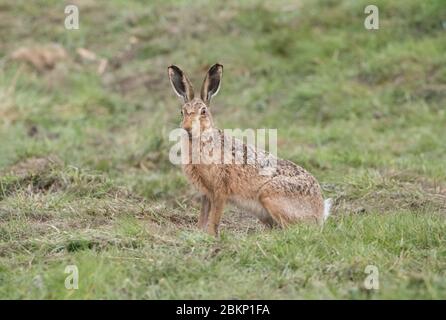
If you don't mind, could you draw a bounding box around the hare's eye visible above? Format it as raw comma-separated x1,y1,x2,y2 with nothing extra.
180,110,184,116
200,108,207,115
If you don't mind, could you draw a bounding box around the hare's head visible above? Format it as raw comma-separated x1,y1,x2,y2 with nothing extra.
168,64,223,135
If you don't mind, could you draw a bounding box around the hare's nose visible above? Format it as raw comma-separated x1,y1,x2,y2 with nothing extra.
182,121,191,131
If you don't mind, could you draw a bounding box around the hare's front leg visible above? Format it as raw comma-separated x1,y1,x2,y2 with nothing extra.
198,194,210,230
207,196,226,236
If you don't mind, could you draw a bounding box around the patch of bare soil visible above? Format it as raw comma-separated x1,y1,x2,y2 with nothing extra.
165,194,266,234
333,170,446,215
0,156,64,200
156,207,264,236
10,44,68,72
104,72,165,95
222,209,265,234
4,156,62,179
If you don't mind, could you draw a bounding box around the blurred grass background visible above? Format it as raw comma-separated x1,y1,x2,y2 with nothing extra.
0,0,445,299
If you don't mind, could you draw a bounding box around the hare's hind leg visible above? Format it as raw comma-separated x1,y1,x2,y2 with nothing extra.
259,195,323,227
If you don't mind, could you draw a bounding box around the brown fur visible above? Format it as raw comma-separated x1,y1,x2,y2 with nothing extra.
168,64,325,236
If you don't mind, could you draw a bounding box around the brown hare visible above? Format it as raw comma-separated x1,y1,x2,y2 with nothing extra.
168,63,332,236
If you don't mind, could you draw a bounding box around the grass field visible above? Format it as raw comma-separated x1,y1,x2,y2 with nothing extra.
0,0,445,299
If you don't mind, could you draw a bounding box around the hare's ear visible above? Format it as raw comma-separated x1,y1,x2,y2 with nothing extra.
200,63,223,104
168,65,194,102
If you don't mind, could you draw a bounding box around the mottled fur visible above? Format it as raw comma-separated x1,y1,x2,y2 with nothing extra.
168,63,330,236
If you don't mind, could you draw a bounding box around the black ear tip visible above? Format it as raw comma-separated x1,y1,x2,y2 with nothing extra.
168,65,182,73
209,63,223,74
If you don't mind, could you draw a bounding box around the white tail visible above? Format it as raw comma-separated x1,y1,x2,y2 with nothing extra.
323,198,333,222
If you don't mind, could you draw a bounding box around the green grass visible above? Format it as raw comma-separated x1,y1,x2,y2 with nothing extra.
0,0,445,299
